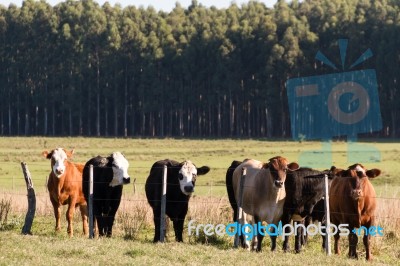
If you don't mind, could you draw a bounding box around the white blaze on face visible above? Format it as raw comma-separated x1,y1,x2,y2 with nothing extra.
109,152,130,187
178,160,197,196
51,148,68,178
354,164,366,175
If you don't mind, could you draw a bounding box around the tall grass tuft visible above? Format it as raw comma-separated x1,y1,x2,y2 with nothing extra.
0,197,12,230
118,204,149,240
185,195,232,247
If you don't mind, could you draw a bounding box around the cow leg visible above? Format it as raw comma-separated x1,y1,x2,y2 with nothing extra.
363,233,372,260
102,214,112,237
66,199,77,237
79,203,89,236
322,234,326,250
334,233,341,255
303,216,312,246
269,226,277,252
348,232,358,259
50,197,61,233
173,217,185,242
96,215,107,237
281,213,291,252
256,229,266,252
254,216,265,252
93,203,106,237
239,212,251,250
320,219,325,250
294,222,303,253
104,208,119,237
152,208,161,242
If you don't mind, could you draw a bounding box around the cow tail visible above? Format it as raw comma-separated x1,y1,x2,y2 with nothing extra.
226,160,242,222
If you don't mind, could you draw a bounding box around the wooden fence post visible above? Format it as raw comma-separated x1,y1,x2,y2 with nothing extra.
160,165,167,242
89,164,94,239
20,162,36,235
324,174,331,255
234,167,246,248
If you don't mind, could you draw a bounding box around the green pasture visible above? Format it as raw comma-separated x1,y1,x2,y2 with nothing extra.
1,137,400,193
1,137,400,265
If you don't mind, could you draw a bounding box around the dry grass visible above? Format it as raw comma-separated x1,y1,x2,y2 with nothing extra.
1,137,400,264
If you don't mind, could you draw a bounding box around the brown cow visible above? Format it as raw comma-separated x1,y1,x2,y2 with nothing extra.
229,156,299,251
329,163,381,260
43,148,88,236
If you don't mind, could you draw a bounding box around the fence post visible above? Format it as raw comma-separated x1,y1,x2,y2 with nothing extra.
234,167,246,248
324,174,331,255
89,164,94,239
160,165,167,242
20,162,36,235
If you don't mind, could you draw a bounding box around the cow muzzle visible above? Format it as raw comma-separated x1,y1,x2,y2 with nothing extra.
274,180,284,188
54,168,64,176
123,177,131,184
184,185,194,194
351,189,362,200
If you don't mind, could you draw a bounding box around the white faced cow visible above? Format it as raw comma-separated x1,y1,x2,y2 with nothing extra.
82,152,131,237
145,159,210,242
43,148,88,237
228,156,299,251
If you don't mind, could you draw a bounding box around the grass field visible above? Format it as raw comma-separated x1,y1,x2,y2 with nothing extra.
1,137,400,265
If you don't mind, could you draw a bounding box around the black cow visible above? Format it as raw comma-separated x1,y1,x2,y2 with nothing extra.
282,167,336,253
226,160,243,223
145,159,210,242
82,152,130,237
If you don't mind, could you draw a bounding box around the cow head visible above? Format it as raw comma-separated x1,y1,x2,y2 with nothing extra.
42,148,74,178
108,152,131,187
265,156,299,188
178,160,210,196
338,164,381,200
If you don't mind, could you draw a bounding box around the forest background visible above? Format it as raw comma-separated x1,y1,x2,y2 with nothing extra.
0,0,398,138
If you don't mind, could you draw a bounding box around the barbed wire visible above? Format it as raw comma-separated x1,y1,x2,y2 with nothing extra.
2,191,400,222
2,182,400,201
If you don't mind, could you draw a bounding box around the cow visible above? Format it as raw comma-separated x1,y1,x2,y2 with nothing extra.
82,152,131,237
226,160,243,223
281,167,336,253
329,163,381,260
227,156,299,252
43,148,88,237
145,159,210,242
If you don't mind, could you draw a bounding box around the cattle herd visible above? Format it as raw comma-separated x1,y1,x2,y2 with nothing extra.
42,147,381,261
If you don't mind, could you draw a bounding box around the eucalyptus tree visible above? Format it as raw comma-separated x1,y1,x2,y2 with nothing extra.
120,5,146,136
56,0,85,135
102,2,122,136
0,5,8,135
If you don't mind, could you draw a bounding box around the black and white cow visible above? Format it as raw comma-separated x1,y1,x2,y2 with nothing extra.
145,159,210,242
82,152,130,237
281,167,337,253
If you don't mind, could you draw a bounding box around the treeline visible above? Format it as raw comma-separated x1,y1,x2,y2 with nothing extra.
0,0,399,138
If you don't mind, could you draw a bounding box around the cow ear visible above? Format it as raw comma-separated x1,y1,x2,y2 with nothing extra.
65,149,74,158
366,169,381,178
108,156,114,167
98,157,108,167
330,166,342,175
287,162,300,171
197,166,210,175
42,150,52,159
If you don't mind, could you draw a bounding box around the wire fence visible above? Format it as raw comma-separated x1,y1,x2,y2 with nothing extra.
1,162,400,241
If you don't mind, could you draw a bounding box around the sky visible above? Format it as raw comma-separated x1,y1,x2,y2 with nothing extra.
0,0,278,11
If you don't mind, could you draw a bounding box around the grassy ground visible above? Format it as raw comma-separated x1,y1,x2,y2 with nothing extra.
1,137,400,265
